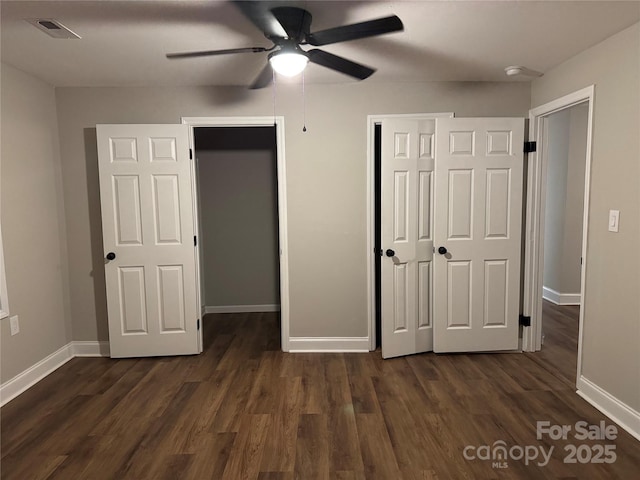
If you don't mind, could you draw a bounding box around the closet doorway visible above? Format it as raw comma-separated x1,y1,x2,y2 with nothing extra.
184,117,290,351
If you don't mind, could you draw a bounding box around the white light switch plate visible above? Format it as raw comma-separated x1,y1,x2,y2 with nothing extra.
608,210,620,232
10,315,19,336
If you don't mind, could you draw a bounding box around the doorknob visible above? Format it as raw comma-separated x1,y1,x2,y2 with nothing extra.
385,249,395,257
437,246,448,255
106,252,116,261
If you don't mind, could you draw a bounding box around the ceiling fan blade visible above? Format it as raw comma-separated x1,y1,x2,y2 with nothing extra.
307,49,375,80
233,1,287,39
307,15,403,46
271,7,312,42
166,47,269,59
249,63,274,89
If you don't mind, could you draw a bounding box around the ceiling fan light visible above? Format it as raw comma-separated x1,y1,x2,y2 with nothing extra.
269,52,308,77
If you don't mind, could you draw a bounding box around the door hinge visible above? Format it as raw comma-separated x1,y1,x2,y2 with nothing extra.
189,148,193,160
523,141,537,153
194,236,197,246
519,314,531,327
197,318,200,330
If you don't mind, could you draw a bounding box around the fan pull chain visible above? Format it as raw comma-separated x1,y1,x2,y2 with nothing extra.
272,68,277,126
302,70,307,132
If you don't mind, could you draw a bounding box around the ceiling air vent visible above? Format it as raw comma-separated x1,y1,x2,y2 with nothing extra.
26,19,81,39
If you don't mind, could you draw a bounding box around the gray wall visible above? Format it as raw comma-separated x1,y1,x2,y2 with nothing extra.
532,22,640,411
54,81,530,341
543,103,587,295
195,127,280,308
0,64,72,383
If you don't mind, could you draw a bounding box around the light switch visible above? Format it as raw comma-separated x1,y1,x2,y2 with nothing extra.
10,315,19,336
608,210,620,232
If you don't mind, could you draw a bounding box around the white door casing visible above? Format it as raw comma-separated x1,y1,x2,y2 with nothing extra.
97,124,199,358
182,115,290,352
433,118,524,352
381,119,436,358
523,87,594,355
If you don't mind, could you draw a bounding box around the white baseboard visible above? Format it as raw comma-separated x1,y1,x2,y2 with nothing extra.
204,304,280,314
288,336,370,353
542,286,581,305
576,375,640,441
72,341,110,357
0,343,74,407
0,340,110,407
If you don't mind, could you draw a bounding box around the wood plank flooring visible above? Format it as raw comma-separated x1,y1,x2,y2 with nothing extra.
2,302,639,479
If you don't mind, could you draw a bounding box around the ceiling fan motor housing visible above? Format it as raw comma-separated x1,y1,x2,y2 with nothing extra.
269,7,312,43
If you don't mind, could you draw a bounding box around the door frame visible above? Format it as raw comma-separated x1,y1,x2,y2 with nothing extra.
181,116,291,352
366,113,453,351
521,86,594,381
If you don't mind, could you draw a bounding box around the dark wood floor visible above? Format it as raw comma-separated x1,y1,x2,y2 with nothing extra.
2,302,639,479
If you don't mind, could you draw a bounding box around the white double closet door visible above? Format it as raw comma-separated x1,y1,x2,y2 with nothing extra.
381,117,524,358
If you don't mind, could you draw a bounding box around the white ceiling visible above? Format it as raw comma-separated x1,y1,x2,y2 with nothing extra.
1,1,639,87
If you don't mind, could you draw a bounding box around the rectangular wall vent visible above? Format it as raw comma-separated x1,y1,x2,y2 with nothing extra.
26,19,81,39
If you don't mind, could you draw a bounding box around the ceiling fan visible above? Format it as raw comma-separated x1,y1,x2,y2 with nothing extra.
166,2,404,89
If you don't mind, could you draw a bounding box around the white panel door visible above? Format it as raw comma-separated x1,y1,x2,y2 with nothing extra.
433,118,524,352
381,119,435,358
97,124,199,357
